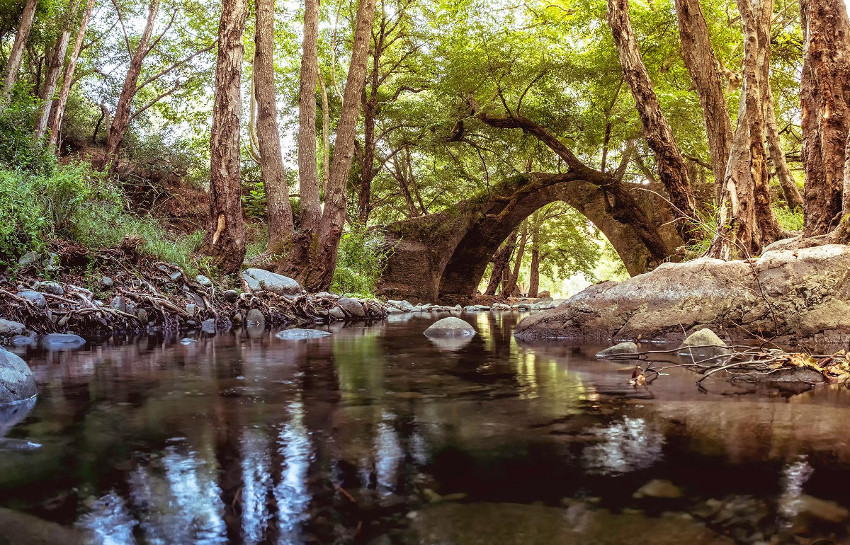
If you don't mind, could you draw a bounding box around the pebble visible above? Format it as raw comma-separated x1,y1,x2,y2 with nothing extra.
101,276,114,288
37,281,64,295
223,290,239,303
195,275,213,287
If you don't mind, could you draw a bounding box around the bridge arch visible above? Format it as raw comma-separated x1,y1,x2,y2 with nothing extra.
377,173,682,304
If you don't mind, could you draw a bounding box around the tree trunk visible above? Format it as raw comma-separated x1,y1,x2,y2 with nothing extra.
607,0,697,243
297,0,321,234
527,212,541,298
302,0,377,291
486,230,517,296
204,0,247,273
35,0,76,140
0,0,38,106
255,0,295,254
502,223,528,297
319,74,330,194
764,88,803,210
800,0,850,232
674,0,733,194
48,0,95,150
101,0,160,172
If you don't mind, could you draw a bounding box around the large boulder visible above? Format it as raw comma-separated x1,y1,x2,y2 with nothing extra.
0,347,37,404
424,317,476,338
514,245,850,344
337,297,366,319
242,268,303,296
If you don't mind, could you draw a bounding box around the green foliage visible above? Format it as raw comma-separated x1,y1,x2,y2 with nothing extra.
331,225,393,296
774,205,803,232
0,89,55,175
242,181,267,220
0,170,47,266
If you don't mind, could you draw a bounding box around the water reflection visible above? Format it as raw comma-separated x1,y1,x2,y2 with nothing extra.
582,417,665,475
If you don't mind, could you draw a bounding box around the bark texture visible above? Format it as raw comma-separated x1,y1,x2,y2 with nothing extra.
501,224,528,297
800,0,850,232
674,0,733,192
254,0,295,254
297,0,321,234
0,0,38,105
608,0,697,242
485,231,517,296
35,0,76,140
303,0,378,291
102,0,160,171
204,0,248,273
48,0,95,149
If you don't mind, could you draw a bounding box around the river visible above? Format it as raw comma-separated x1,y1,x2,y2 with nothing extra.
1,311,849,544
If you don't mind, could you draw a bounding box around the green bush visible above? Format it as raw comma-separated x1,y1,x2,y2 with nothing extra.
331,225,393,296
0,88,55,175
0,170,47,266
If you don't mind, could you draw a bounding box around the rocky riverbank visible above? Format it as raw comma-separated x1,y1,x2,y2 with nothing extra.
514,243,850,346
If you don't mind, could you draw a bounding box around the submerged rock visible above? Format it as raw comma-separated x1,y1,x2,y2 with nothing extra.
242,268,302,296
275,329,332,341
0,347,37,404
514,245,850,343
596,342,639,359
680,328,726,348
424,317,476,338
40,333,85,350
634,479,684,499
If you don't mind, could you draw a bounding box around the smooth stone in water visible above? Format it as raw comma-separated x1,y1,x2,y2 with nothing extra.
0,347,37,404
680,328,726,348
596,342,639,359
242,268,303,296
275,329,332,341
424,317,476,338
0,319,25,336
337,297,367,319
40,333,85,350
245,309,265,328
10,335,35,347
633,479,684,499
17,291,46,309
329,307,346,320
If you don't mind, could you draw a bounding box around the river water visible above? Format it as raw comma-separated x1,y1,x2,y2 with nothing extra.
1,311,850,544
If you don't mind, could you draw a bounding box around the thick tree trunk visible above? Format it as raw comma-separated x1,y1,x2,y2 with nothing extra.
765,88,803,210
486,230,517,296
204,0,247,273
607,0,697,243
527,212,541,298
35,0,76,140
0,0,38,106
800,0,850,232
297,0,321,234
255,0,294,254
319,74,330,194
302,0,377,291
48,0,95,149
674,0,733,193
101,0,160,172
358,93,376,224
502,224,528,297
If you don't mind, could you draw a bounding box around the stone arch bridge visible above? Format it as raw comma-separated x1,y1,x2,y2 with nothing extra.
376,173,683,304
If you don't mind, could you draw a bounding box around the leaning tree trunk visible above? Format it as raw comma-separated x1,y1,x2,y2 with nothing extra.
204,0,248,273
674,0,733,195
501,224,528,297
302,0,378,291
297,0,321,235
800,0,850,232
101,0,160,172
0,0,38,107
608,0,697,243
48,0,95,149
35,0,76,140
255,0,294,254
486,231,517,296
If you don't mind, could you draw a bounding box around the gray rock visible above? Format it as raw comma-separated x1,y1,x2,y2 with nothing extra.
17,251,40,268
316,291,337,299
101,276,114,288
10,335,35,347
37,281,64,296
596,342,639,359
135,309,148,325
464,305,490,312
0,319,25,336
680,328,726,348
40,333,85,350
514,244,850,343
185,303,197,317
242,268,302,296
387,299,416,312
0,347,37,403
337,297,366,319
223,289,239,303
17,291,46,309
45,252,60,272
231,312,243,324
201,319,216,334
169,271,183,282
245,309,265,328
109,296,127,313
633,479,684,499
195,274,213,287
424,317,476,338
329,307,346,320
275,328,332,341
491,303,512,311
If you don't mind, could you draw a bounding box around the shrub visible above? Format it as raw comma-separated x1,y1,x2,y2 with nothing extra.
0,170,47,266
331,224,393,296
0,88,55,175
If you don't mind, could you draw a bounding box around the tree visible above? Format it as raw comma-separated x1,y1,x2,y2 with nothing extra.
800,0,850,234
204,0,247,273
296,0,321,235
253,0,295,254
0,0,38,106
35,0,77,140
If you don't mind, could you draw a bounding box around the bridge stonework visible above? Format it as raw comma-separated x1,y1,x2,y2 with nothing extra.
376,174,683,304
